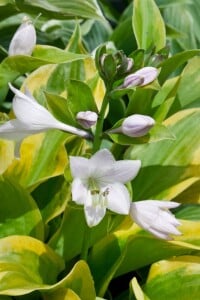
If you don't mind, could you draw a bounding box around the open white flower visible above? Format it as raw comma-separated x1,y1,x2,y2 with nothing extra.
0,84,90,157
70,149,141,227
130,200,181,240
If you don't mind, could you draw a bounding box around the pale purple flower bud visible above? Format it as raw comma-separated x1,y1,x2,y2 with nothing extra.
122,114,155,137
8,16,36,56
122,74,144,88
123,67,158,88
76,111,98,129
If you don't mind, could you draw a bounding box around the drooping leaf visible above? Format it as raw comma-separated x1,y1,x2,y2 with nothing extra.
42,260,96,300
0,235,64,296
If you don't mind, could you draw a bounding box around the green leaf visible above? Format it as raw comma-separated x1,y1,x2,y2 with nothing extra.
0,45,88,101
108,123,175,146
5,131,68,188
0,175,44,239
133,0,166,51
174,204,200,221
16,0,104,21
158,49,200,84
163,4,198,50
0,235,64,296
67,80,98,114
49,203,124,262
45,92,76,126
176,56,200,108
42,260,96,300
32,176,71,224
126,109,200,201
88,217,200,295
32,45,89,63
144,256,200,300
0,139,14,174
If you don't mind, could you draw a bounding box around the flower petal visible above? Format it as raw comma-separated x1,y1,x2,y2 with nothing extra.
155,200,181,209
130,200,181,240
0,119,36,140
106,183,131,214
147,227,171,240
70,156,90,179
107,160,141,183
89,149,116,179
84,204,106,227
71,178,88,205
133,67,158,86
90,149,115,169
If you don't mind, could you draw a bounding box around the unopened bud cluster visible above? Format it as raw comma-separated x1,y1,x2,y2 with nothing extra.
96,47,134,84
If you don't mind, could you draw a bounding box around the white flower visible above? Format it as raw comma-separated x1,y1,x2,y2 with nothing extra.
76,111,98,129
0,84,90,156
8,16,36,56
122,114,155,137
122,67,158,88
70,149,141,227
130,200,181,240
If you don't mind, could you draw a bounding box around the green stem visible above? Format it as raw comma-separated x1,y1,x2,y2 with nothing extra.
92,90,111,153
81,86,112,260
80,224,91,261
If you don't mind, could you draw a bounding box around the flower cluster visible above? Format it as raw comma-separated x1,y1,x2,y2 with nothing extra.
0,18,182,242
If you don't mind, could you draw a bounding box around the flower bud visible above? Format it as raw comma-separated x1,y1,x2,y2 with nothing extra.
122,114,155,137
8,16,36,56
122,74,144,88
76,111,98,129
123,67,158,88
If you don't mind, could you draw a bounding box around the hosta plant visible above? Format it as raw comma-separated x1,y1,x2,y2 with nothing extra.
0,0,199,299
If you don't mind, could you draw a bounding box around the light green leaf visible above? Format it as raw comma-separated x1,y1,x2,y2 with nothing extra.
0,235,64,296
16,0,104,21
0,45,88,101
32,45,88,63
176,56,200,108
159,49,200,84
88,217,200,295
67,80,98,115
133,0,166,51
42,260,96,300
32,176,70,224
45,92,76,126
108,123,175,146
49,203,124,262
5,131,68,188
144,256,200,300
0,139,14,174
0,175,44,239
125,109,200,201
